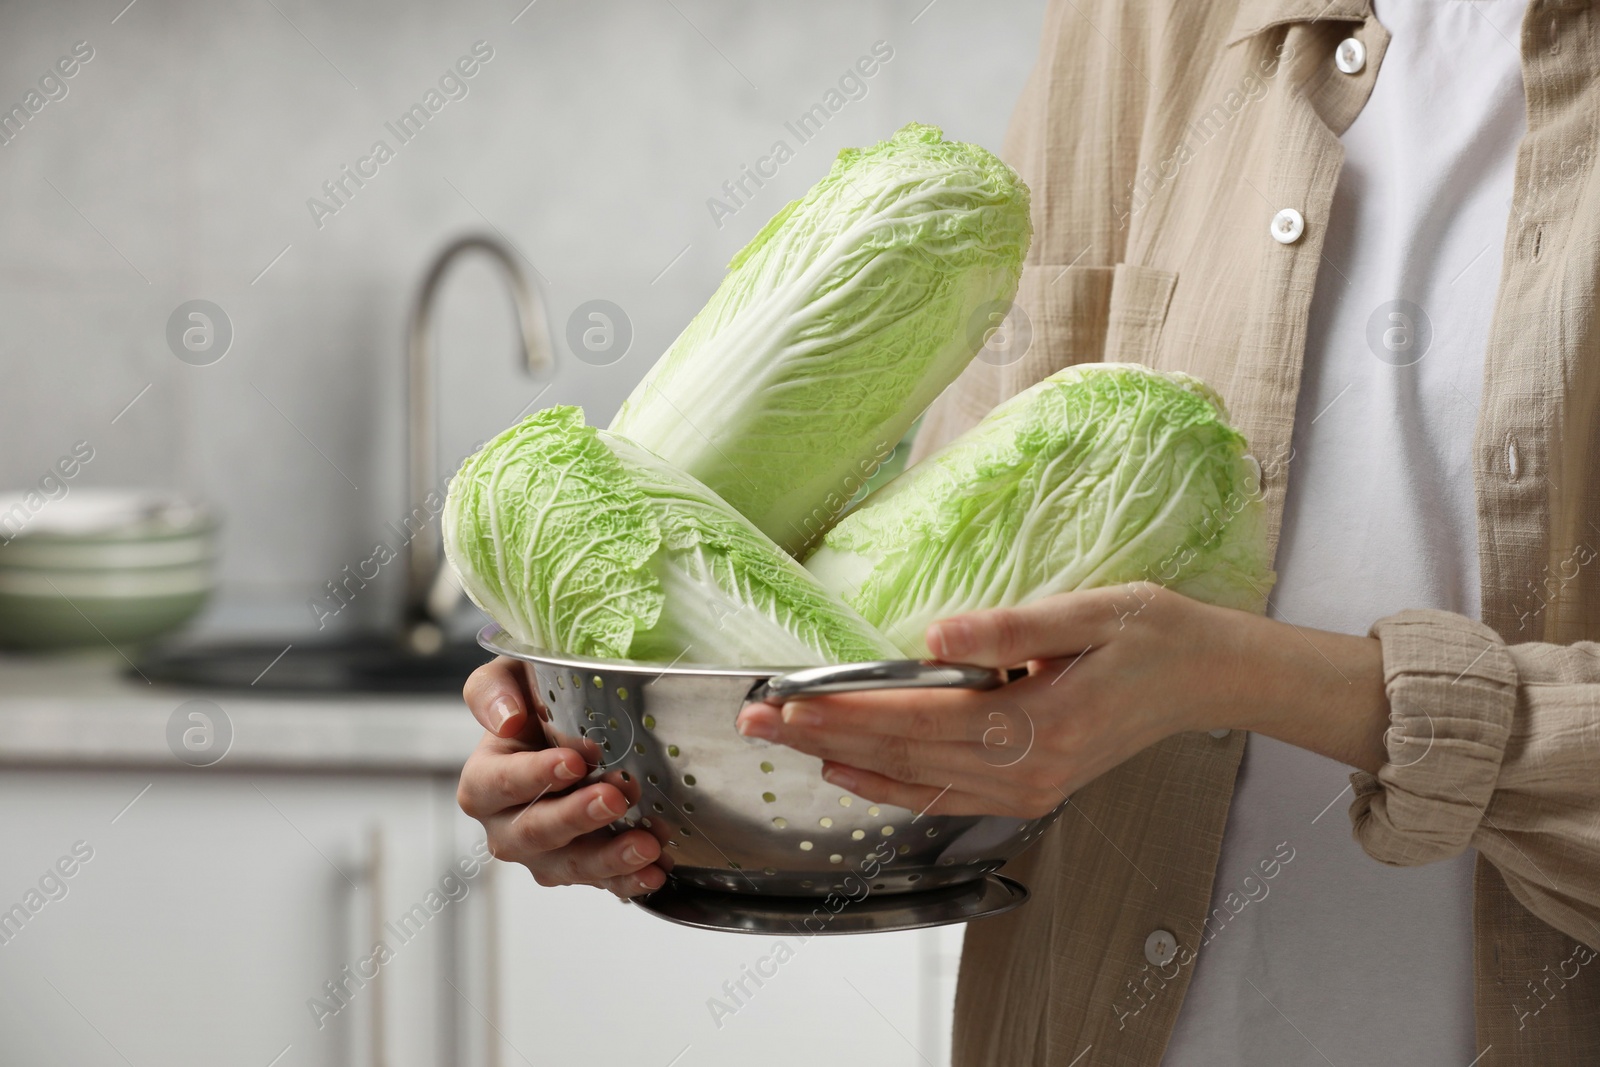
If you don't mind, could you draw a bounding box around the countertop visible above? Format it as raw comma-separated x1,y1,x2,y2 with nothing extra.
0,651,481,773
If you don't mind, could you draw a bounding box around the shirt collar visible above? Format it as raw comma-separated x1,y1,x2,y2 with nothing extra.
1227,0,1372,44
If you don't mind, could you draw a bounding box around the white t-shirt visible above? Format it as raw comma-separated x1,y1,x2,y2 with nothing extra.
1164,2,1528,1063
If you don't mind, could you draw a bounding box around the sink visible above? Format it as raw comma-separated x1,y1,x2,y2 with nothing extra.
133,635,492,694
130,235,549,698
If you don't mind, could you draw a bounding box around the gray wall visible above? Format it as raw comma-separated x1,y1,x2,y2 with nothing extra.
0,0,1047,637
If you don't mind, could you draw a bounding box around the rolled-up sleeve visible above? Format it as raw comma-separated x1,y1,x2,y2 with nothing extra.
1350,608,1600,948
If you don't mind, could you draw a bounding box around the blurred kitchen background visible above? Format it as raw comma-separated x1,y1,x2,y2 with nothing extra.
0,1,1044,1064
1,0,1042,637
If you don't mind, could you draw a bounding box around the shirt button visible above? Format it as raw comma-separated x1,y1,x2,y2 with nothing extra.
1209,728,1231,739
1271,208,1305,244
1335,37,1366,74
1144,929,1179,967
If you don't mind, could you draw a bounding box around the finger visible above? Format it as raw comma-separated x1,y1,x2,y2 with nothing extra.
520,829,664,889
601,862,669,899
765,723,993,790
463,657,537,739
926,587,1130,668
737,687,1013,743
598,766,642,808
817,762,1016,818
484,778,631,855
457,744,585,819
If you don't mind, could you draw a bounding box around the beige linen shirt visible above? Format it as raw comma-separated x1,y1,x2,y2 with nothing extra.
917,2,1600,1063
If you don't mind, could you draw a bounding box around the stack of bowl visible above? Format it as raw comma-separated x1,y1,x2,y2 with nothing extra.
0,491,216,650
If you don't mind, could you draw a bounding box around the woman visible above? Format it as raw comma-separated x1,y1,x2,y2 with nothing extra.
456,1,1600,1062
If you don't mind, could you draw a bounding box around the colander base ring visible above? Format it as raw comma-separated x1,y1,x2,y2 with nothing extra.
633,874,1028,936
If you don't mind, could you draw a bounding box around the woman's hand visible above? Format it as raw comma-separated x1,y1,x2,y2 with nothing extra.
734,584,1390,818
457,657,667,898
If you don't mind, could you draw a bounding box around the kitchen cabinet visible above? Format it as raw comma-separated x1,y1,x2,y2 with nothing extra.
492,873,963,1067
0,769,962,1067
0,657,966,1067
0,767,495,1067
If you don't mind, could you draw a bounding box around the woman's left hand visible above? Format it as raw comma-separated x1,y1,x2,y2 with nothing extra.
734,583,1390,818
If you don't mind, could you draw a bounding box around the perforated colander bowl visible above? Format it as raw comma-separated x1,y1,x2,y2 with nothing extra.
480,625,1067,899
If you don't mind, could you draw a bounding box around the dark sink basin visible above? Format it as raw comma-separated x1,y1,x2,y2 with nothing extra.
133,635,494,694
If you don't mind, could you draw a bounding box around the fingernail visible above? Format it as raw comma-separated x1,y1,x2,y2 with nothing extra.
738,715,778,741
622,843,646,865
930,618,972,659
489,696,519,733
552,756,579,782
587,794,620,820
822,766,857,791
781,701,822,727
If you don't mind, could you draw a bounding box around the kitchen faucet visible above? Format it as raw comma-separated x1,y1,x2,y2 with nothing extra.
403,234,554,653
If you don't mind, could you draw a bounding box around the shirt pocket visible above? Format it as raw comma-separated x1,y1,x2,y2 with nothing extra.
1000,262,1178,399
1105,262,1178,366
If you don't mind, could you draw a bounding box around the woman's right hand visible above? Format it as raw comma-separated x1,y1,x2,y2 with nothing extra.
457,656,667,898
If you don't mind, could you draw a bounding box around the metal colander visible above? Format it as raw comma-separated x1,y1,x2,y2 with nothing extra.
481,625,1066,901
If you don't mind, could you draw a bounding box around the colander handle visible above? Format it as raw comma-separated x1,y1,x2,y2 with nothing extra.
754,659,1006,703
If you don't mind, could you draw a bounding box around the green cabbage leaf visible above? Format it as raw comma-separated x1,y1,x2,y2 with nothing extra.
803,364,1276,656
609,122,1032,557
443,406,898,667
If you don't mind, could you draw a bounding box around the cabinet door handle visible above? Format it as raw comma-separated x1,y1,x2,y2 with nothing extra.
484,857,501,1067
367,824,387,1067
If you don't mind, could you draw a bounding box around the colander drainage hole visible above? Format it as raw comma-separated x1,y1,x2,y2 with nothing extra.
838,796,853,807
683,774,696,786
799,841,813,851
759,761,774,774
652,802,665,813
620,771,632,782
761,792,776,803
907,874,922,883
646,774,659,785
683,802,695,813
762,867,777,876
591,675,603,689
667,745,681,757
829,854,843,864
642,714,656,730
819,817,833,829
548,690,556,703
617,687,629,700
633,744,645,755
851,830,864,841
771,816,787,829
